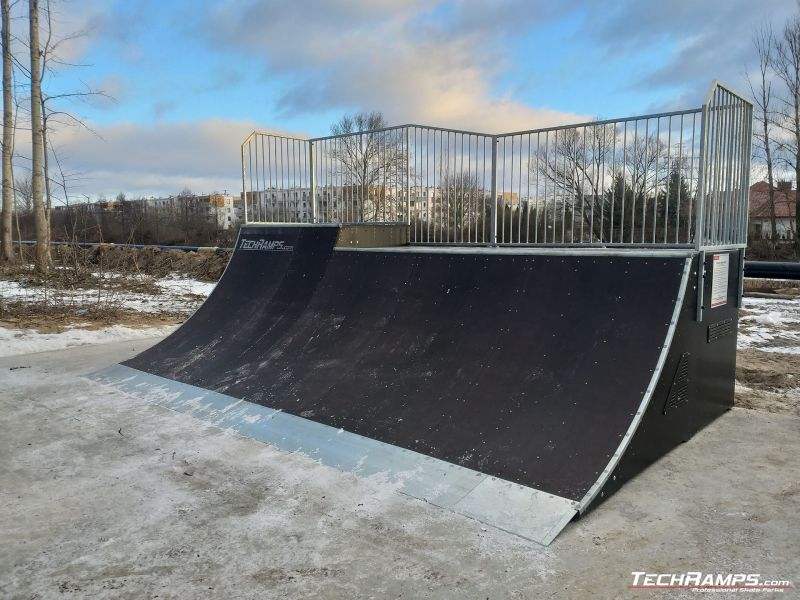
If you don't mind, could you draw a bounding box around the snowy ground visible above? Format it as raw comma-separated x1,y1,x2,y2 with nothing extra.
736,290,800,415
738,295,800,354
0,273,213,357
0,272,215,315
0,323,178,358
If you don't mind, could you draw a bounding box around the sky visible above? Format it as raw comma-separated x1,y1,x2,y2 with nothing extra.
12,0,799,201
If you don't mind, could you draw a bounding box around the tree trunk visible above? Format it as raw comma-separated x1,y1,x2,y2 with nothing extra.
1,0,12,262
796,107,800,254
41,106,51,242
30,0,48,273
763,127,777,253
795,63,800,255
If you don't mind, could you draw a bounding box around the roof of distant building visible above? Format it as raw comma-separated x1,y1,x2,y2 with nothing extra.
749,181,797,219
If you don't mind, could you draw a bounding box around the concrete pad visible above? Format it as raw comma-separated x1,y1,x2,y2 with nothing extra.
0,339,798,598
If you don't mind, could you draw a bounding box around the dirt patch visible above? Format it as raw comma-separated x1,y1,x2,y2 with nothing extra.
0,301,186,333
0,266,161,296
83,246,229,282
735,349,800,416
3,244,229,283
1,246,217,332
743,278,800,298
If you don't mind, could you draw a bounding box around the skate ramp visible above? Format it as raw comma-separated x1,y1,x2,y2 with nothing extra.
94,225,708,544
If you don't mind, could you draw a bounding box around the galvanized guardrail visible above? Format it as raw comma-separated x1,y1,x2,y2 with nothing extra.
242,81,752,250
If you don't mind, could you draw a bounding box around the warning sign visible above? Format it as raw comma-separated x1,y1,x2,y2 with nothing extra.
710,253,730,308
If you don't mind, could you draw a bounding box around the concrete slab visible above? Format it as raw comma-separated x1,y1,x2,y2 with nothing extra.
0,339,798,598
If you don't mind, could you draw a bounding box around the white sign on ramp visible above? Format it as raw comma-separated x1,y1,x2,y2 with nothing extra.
710,253,730,308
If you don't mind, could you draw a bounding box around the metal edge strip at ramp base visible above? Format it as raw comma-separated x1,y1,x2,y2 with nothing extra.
90,364,578,546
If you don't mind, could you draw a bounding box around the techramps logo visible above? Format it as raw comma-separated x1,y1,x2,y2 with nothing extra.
628,572,794,593
238,238,294,252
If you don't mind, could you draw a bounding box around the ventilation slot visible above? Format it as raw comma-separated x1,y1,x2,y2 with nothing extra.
663,353,691,415
707,318,734,343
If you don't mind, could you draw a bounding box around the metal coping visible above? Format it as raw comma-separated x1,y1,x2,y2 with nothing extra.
90,364,578,546
241,222,340,228
335,246,697,258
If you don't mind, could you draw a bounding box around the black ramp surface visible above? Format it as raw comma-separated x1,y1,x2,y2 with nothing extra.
127,225,339,378
128,242,687,504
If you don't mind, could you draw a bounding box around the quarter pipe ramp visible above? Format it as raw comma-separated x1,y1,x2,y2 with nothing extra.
93,224,741,544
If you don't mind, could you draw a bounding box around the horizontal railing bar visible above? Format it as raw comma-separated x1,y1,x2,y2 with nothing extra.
243,108,710,147
309,123,492,142
497,108,703,138
243,131,310,143
703,79,751,106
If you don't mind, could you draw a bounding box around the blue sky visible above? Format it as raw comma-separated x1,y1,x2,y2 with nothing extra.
22,0,798,199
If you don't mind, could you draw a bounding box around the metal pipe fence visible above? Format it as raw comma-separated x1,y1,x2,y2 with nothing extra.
493,108,702,245
241,81,752,250
695,83,753,250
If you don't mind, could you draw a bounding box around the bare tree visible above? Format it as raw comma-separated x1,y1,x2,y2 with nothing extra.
532,123,622,242
773,15,800,252
748,25,779,252
1,0,12,261
30,0,49,272
329,112,406,222
436,171,487,241
15,173,31,211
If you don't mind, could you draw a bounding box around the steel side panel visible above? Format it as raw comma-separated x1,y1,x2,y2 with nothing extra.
590,252,739,507
90,364,577,546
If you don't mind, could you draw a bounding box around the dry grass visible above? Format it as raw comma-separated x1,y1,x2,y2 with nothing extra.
0,300,185,333
0,244,223,332
743,277,800,297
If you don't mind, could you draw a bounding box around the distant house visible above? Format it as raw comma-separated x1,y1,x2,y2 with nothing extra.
749,181,797,240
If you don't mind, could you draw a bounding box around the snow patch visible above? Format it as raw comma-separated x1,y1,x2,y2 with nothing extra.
0,274,215,314
0,324,178,358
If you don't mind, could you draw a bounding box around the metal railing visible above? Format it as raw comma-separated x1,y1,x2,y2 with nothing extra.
241,81,752,250
695,83,753,249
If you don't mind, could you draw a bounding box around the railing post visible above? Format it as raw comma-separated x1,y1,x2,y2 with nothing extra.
241,140,248,224
694,91,712,251
696,250,706,322
693,91,712,322
405,127,411,226
309,140,317,223
740,104,754,246
489,136,498,246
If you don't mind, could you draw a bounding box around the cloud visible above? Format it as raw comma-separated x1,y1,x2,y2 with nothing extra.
48,118,299,200
576,0,797,98
15,0,109,66
211,0,793,116
202,0,585,132
151,100,177,120
84,75,126,109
